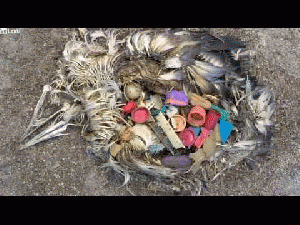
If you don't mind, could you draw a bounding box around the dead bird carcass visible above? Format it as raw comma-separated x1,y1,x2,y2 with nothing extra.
20,28,275,195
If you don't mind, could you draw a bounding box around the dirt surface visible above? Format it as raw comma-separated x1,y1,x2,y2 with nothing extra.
1,28,299,195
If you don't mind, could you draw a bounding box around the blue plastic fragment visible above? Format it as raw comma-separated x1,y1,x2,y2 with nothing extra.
190,126,201,136
220,120,234,143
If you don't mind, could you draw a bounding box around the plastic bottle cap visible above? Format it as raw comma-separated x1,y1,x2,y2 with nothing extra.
170,115,186,132
122,100,137,114
131,107,150,123
124,83,142,100
187,106,206,126
179,128,196,147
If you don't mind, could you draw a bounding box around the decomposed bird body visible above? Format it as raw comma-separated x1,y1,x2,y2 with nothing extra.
21,28,275,194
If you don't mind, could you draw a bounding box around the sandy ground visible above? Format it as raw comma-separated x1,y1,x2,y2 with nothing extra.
0,28,299,195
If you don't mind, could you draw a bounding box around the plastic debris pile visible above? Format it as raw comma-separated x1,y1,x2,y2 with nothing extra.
21,28,275,194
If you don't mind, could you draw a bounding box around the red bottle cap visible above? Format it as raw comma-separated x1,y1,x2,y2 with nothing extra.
122,100,137,114
179,128,196,147
193,127,211,148
204,110,221,130
131,107,150,123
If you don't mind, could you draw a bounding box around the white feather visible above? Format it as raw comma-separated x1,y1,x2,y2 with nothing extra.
63,40,87,62
189,62,225,82
195,60,226,74
158,70,185,81
174,30,190,36
255,120,267,135
106,30,119,55
126,35,135,54
89,30,106,42
132,32,142,53
150,34,175,53
142,33,152,55
164,57,182,68
226,140,260,152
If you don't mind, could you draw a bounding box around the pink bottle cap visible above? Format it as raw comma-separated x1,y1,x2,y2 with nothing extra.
131,107,150,123
187,106,206,127
179,128,196,147
204,110,221,130
193,127,211,148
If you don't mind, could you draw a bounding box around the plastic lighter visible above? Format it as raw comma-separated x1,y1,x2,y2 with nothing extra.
204,110,221,130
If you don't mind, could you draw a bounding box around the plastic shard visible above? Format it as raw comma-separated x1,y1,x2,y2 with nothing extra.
189,124,221,174
165,90,188,106
202,124,218,159
210,104,230,121
220,120,234,143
